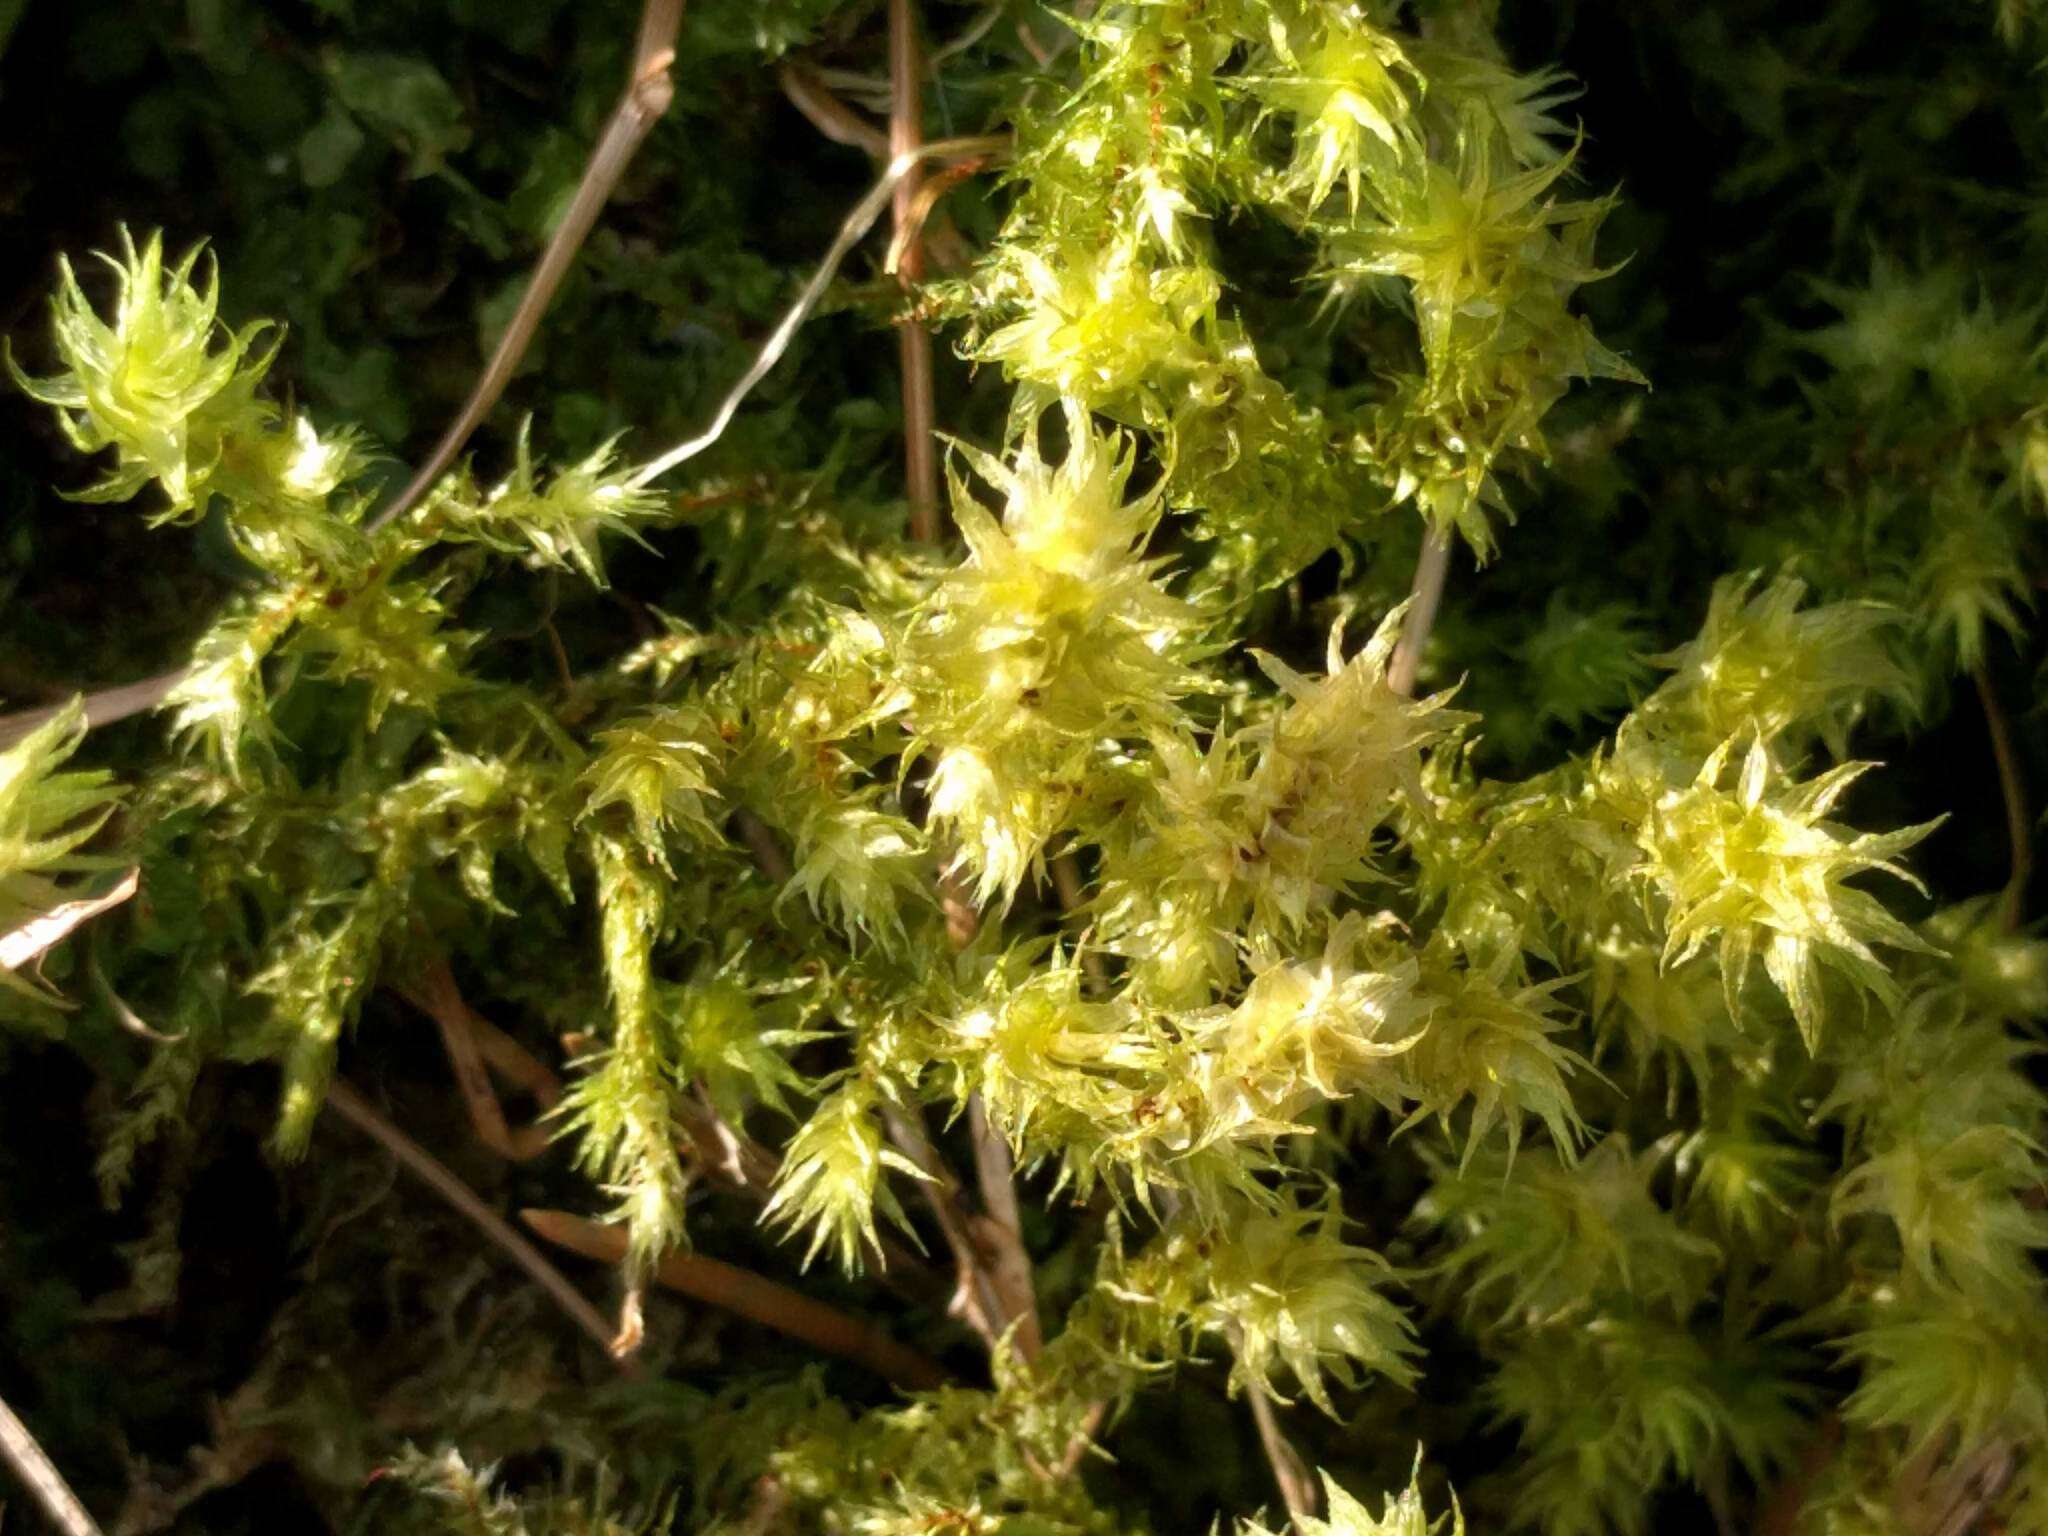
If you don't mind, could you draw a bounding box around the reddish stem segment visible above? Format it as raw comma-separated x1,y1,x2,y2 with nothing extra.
890,0,940,541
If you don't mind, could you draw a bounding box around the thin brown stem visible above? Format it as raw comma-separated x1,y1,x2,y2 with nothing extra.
1388,527,1451,699
894,315,937,538
367,0,686,534
414,956,941,1296
779,61,889,156
462,1008,563,1108
320,1077,624,1365
0,670,187,750
883,0,1043,1330
678,1085,784,1199
890,0,940,541
0,1391,103,1536
1050,850,1106,987
521,1208,949,1389
1055,1399,1110,1479
882,154,981,276
1245,1384,1317,1526
780,59,973,273
882,1105,1014,1356
968,1094,1043,1358
397,957,552,1161
733,806,795,885
1973,664,2031,933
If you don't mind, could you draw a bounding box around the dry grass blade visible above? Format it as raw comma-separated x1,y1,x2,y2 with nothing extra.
628,135,1006,491
1,868,138,974
967,1094,1042,1358
0,1391,103,1536
779,61,889,155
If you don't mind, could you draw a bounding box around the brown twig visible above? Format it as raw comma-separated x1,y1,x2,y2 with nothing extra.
779,60,973,274
890,0,941,541
907,882,1044,1368
366,0,687,534
0,672,187,751
883,24,1041,1343
677,1086,785,1200
0,1391,103,1536
406,908,940,1306
779,61,889,155
396,957,555,1161
1245,1383,1318,1526
463,1006,564,1107
1050,851,1107,988
881,1104,1016,1357
1388,527,1452,699
521,1208,950,1389
967,1094,1044,1357
732,806,796,886
1973,665,2031,933
320,1077,624,1365
884,154,985,278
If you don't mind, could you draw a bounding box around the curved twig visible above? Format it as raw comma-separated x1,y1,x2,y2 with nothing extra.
881,1104,1016,1358
627,135,1006,491
0,1391,103,1536
779,61,890,155
0,138,1005,753
367,0,687,534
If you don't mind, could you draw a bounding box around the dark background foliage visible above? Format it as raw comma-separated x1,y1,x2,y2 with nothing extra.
0,1,2040,1531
